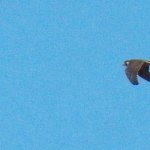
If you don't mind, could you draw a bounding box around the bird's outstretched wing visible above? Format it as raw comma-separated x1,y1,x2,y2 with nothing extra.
125,61,144,85
125,68,138,85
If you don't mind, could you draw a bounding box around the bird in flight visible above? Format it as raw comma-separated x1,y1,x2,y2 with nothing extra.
123,59,150,85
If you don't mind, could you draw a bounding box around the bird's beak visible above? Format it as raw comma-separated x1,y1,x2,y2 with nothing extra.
122,63,125,66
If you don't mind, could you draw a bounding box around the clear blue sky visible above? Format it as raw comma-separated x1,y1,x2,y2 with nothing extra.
0,1,150,150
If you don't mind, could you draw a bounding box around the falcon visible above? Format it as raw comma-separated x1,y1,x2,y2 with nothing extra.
123,59,150,85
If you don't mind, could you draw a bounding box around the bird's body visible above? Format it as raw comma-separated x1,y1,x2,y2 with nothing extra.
123,59,150,85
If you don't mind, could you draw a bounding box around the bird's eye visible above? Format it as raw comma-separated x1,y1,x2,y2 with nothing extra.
126,61,129,65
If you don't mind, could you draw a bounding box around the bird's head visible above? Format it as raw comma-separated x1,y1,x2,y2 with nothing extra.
123,60,130,66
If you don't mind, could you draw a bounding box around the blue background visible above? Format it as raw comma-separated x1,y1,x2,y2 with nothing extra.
0,1,150,150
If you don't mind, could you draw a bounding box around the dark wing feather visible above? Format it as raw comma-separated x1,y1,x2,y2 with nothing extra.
125,68,138,85
138,63,150,82
125,61,144,85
